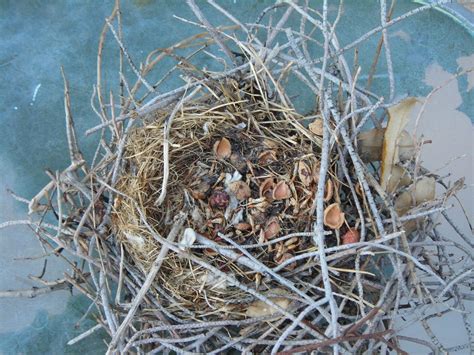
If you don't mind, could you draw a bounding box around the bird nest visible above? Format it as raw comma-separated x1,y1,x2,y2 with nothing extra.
112,77,334,319
7,1,473,354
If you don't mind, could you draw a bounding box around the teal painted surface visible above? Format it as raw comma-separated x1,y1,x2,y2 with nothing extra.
0,1,472,353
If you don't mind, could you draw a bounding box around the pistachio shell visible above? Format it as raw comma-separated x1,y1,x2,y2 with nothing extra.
273,181,291,200
258,150,277,165
259,178,275,199
309,118,324,135
234,222,251,231
323,178,334,202
323,203,345,229
213,137,232,160
312,160,321,184
229,181,251,200
264,218,281,239
297,161,313,187
276,252,296,270
245,288,290,317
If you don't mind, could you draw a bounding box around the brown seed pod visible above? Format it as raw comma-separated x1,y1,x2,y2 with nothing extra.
264,218,281,239
323,178,334,202
229,181,251,200
273,181,291,200
213,137,232,160
297,161,313,187
323,203,345,229
342,228,360,244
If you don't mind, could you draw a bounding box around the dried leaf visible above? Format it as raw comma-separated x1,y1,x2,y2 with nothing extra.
273,181,291,200
358,128,416,164
213,137,232,160
386,165,412,194
398,131,416,161
413,176,436,204
245,288,290,317
394,176,436,214
381,97,419,190
309,118,323,135
229,181,251,200
357,128,385,162
297,161,313,187
323,203,345,229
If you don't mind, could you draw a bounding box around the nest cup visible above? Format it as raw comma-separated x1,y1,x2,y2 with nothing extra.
112,77,336,320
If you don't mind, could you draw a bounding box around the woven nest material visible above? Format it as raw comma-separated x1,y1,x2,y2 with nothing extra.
10,1,473,354
112,77,331,319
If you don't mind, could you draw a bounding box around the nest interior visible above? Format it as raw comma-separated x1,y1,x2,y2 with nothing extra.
112,77,349,319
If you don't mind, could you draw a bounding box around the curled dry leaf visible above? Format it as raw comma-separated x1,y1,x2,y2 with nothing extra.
229,181,251,200
213,137,232,160
309,118,323,135
259,178,275,200
264,218,281,239
381,97,419,190
386,165,412,194
323,203,345,229
323,178,334,202
342,228,360,245
273,181,291,200
297,161,313,187
245,288,290,318
258,150,277,165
